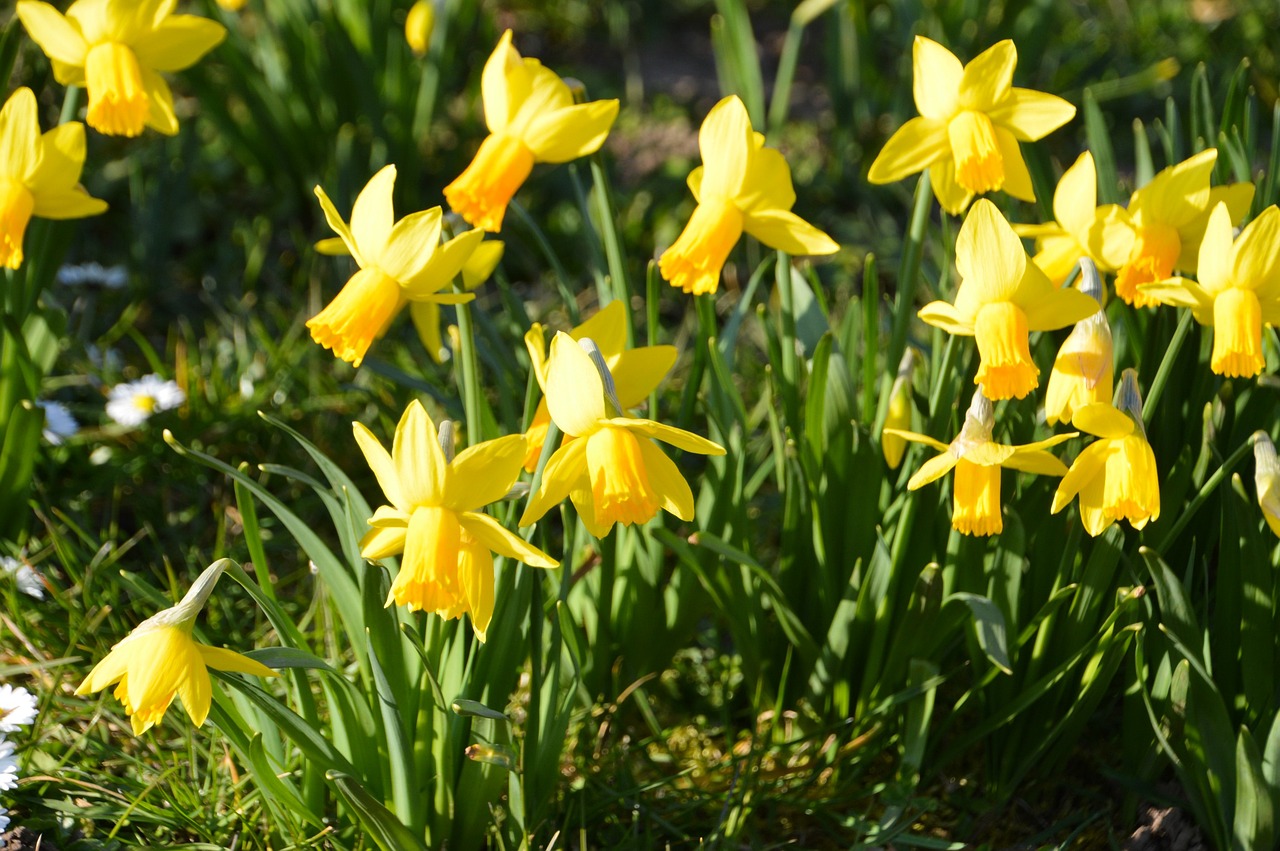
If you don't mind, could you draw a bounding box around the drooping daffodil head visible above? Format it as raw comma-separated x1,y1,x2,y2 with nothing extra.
1112,149,1255,308
867,37,1076,215
1141,203,1280,378
521,300,678,471
519,332,725,537
1044,259,1114,426
884,388,1074,536
0,87,107,270
444,30,620,233
918,199,1099,400
354,400,557,640
76,559,278,735
881,347,918,470
405,0,434,56
310,165,485,367
1253,431,1280,538
17,0,227,137
1051,369,1160,536
658,95,839,295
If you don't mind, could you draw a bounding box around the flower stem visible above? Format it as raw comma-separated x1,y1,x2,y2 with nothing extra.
453,282,483,443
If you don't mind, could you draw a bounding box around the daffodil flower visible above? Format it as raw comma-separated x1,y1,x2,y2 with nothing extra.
918,199,1099,400
1112,149,1254,307
659,95,839,295
885,389,1075,536
1141,203,1280,378
1044,259,1113,426
76,559,277,735
356,401,557,640
0,87,106,269
520,332,725,537
881,348,917,470
405,0,434,57
444,30,619,232
17,0,226,137
522,300,677,471
1012,151,1133,285
1051,369,1160,536
1253,432,1280,538
410,239,505,364
867,37,1075,215
310,165,484,367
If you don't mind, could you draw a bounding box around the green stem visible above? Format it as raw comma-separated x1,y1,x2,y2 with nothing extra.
775,251,803,429
888,171,933,373
1151,435,1254,549
1142,310,1193,423
646,261,661,419
453,283,483,443
589,158,634,343
860,253,879,423
509,200,579,324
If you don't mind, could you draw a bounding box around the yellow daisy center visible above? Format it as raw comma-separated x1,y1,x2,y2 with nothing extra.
586,426,661,529
0,179,35,270
948,111,1004,195
85,42,151,138
443,133,535,233
658,197,745,296
306,267,407,367
973,301,1039,400
1114,223,1180,308
1211,287,1264,378
951,459,1002,536
134,394,158,413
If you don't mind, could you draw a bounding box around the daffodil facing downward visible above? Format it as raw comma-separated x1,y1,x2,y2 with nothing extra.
522,300,677,471
918,199,1099,400
1051,369,1161,536
17,0,227,137
881,348,918,470
0,87,106,269
659,95,839,295
310,165,485,367
1253,432,1280,538
867,37,1075,215
1112,149,1254,308
444,30,619,232
76,559,277,735
1141,203,1280,378
356,400,557,640
520,332,725,537
1044,259,1113,426
885,389,1075,536
1012,151,1133,285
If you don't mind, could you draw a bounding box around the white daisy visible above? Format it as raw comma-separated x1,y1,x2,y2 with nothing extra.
105,375,185,428
56,262,127,289
37,400,78,445
0,686,37,733
0,804,8,832
0,557,43,600
0,738,17,791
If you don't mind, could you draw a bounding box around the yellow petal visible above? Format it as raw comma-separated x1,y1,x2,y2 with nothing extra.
523,100,619,164
907,450,958,489
379,207,443,284
16,2,88,67
353,421,406,511
612,418,725,455
698,95,754,200
77,644,131,695
1051,439,1109,514
132,14,226,72
687,165,704,202
141,69,178,135
1020,268,1100,331
917,300,973,335
742,208,839,256
955,199,1026,303
1002,447,1069,476
571,300,627,360
1030,234,1084,286
1073,404,1134,440
994,126,1034,202
1132,148,1215,228
314,184,363,267
461,240,504,290
31,187,108,220
405,227,485,297
519,437,588,526
508,59,575,136
1232,205,1280,292
350,165,396,263
1210,287,1265,378
987,88,1076,142
735,147,796,213
636,437,696,521
410,300,446,364
197,645,278,678
445,434,527,511
393,400,447,506
611,346,677,408
1196,202,1236,294
0,89,40,182
929,159,973,215
31,122,88,192
360,523,407,560
456,536,494,641
1087,205,1135,271
958,40,1015,112
525,323,549,390
881,427,951,453
459,511,558,568
867,117,948,185
1053,152,1096,238
545,331,606,436
912,36,962,121
958,442,1017,467
481,30,529,134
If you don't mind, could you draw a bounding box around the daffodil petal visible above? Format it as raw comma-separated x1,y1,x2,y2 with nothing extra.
410,300,446,364
545,331,606,436
1193,203,1235,294
571,300,627,359
380,207,443,284
1021,279,1099,331
1052,152,1096,237
481,30,528,134
636,438,695,520
987,87,1076,142
353,421,407,511
30,188,108,219
955,199,1026,302
405,228,485,297
360,524,407,560
1141,278,1214,323
912,36,962,120
959,40,1016,112
16,2,88,67
141,70,179,135
33,121,89,191
907,451,958,489
1088,205,1135,270
918,300,974,335
1073,403,1135,440
459,511,558,567
1232,205,1280,292
995,128,1034,202
1051,440,1109,513
132,14,225,72
929,159,973,216
867,117,948,184
881,428,951,452
687,165,704,202
198,645,277,677
519,438,588,526
176,663,212,727
611,418,725,455
611,346,677,408
0,89,40,181
350,165,396,263
959,442,1017,466
699,95,754,200
523,100,619,163
315,185,363,267
1133,148,1214,228
445,434,527,511
742,209,839,256
1002,447,1069,476
393,400,447,506
735,147,797,213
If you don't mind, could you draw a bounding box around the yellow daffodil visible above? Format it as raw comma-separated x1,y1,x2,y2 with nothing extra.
918,199,1099,400
1051,369,1160,536
405,0,434,56
1141,203,1280,378
356,400,557,639
885,389,1074,536
0,87,106,269
659,95,839,295
17,0,226,138
1012,151,1133,284
215,0,246,10
403,238,504,364
522,300,677,471
881,348,917,470
310,165,484,367
520,332,724,537
867,37,1075,215
76,559,277,735
1044,259,1113,426
1254,432,1280,537
444,30,619,233
1112,149,1254,307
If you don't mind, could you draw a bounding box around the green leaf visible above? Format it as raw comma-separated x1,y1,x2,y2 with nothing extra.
327,771,426,851
946,592,1012,675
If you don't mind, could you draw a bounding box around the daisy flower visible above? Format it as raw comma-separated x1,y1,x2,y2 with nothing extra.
38,400,78,444
105,375,184,427
0,686,37,733
0,738,17,791
1,556,44,600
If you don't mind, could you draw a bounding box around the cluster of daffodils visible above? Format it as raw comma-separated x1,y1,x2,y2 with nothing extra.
0,683,40,831
873,36,1280,539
